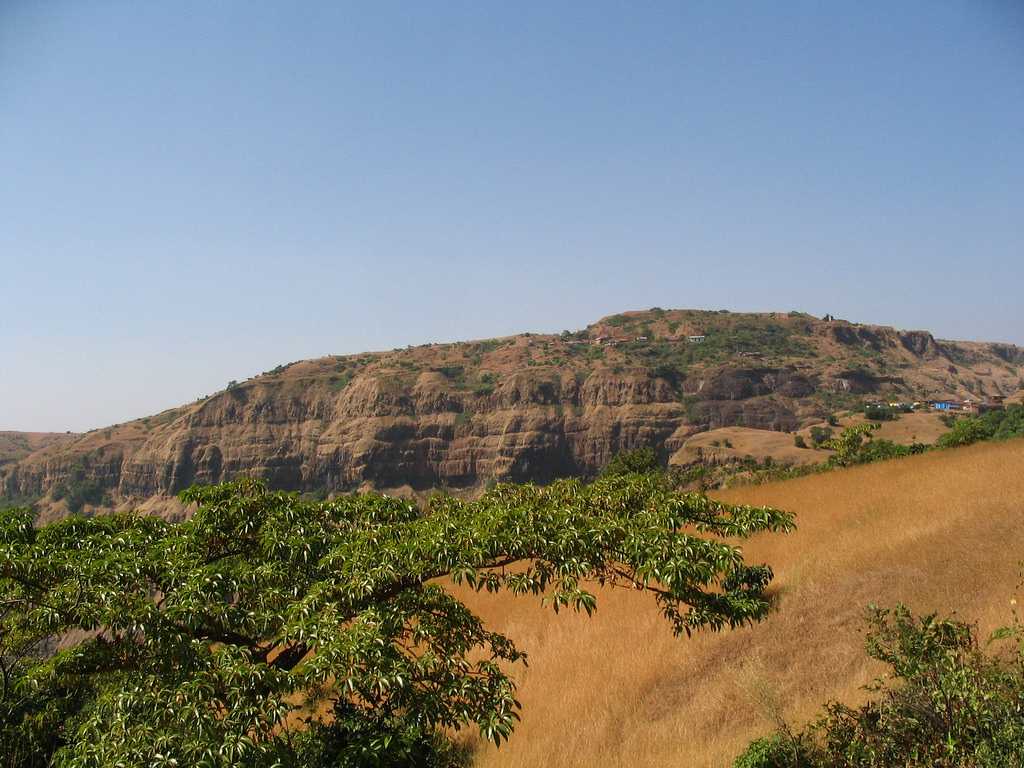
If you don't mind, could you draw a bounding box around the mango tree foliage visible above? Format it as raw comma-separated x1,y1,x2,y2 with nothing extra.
0,475,793,767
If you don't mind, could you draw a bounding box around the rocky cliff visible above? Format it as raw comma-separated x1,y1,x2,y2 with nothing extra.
4,309,1022,520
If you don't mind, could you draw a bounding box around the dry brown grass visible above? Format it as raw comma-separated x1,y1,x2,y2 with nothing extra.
0,431,75,467
673,413,950,471
833,411,950,444
673,426,821,466
461,438,1024,767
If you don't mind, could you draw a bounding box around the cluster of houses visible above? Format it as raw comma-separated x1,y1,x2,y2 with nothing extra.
872,397,1007,415
929,396,1006,414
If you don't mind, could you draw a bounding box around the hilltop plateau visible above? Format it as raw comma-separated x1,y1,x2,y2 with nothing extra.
3,308,1022,520
0,431,76,469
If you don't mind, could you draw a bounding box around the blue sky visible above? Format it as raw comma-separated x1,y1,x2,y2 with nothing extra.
2,1,1022,432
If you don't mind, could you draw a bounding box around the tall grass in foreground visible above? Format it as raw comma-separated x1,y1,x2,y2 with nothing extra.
462,438,1024,767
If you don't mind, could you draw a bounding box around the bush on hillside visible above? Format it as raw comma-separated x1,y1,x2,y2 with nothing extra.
650,363,684,387
936,404,1024,449
734,605,1024,768
809,426,832,447
854,438,913,464
599,447,660,477
864,404,896,421
822,423,878,466
473,372,498,396
936,417,993,449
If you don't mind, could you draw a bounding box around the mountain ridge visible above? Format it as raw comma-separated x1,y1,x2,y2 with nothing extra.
3,308,1022,521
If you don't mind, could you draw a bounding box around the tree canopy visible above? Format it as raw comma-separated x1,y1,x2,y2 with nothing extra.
1,474,792,767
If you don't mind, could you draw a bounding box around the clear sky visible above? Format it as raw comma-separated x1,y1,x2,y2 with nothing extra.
2,1,1022,432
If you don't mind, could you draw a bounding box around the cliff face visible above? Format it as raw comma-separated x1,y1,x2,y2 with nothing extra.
4,309,1023,520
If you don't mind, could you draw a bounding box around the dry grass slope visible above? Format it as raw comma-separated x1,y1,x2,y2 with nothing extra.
462,438,1024,768
0,431,76,468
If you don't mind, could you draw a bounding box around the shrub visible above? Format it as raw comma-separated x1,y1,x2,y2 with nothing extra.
433,365,466,381
827,414,839,427
864,404,896,421
650,363,684,387
473,372,498,396
599,447,659,477
328,372,353,392
936,417,993,448
733,605,1024,767
937,404,1024,449
793,435,808,449
809,426,833,446
855,438,910,463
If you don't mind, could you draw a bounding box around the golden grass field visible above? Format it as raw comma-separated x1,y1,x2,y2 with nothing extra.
673,412,951,470
459,437,1024,767
826,410,951,444
673,426,823,466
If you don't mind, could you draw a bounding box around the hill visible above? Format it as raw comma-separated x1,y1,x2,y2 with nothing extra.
461,437,1024,767
3,308,1023,519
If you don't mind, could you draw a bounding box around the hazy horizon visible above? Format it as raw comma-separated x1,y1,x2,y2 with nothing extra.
3,2,1022,432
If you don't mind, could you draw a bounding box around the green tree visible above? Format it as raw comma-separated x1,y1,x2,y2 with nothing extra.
823,423,880,467
864,404,896,421
1,476,792,767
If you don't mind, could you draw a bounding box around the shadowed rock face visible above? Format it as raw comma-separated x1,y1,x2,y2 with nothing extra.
688,397,799,432
832,324,888,351
685,367,816,401
990,344,1024,366
4,308,1022,520
831,369,904,395
899,331,941,358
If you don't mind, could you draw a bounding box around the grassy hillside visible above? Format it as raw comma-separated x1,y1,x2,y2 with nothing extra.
458,437,1024,767
0,431,76,468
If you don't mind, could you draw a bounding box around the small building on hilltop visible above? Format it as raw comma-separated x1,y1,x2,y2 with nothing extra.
687,335,706,344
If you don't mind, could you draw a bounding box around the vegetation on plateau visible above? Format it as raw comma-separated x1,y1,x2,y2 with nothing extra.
0,474,792,767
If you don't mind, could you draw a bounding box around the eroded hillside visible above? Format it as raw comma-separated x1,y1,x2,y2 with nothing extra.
3,309,1022,519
